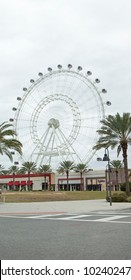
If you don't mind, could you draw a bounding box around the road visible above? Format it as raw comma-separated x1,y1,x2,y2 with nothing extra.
0,210,131,259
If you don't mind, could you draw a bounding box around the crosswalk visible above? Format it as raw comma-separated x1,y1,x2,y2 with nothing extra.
0,211,131,224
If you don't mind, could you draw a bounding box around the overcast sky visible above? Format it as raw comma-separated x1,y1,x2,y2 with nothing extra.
0,0,131,169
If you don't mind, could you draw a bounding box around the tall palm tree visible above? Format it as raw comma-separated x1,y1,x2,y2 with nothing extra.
93,112,131,196
38,164,51,191
57,160,75,191
8,165,20,190
0,121,22,161
110,160,123,191
75,163,88,191
20,161,37,191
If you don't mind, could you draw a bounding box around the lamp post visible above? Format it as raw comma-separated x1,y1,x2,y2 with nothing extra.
103,148,112,206
105,165,108,199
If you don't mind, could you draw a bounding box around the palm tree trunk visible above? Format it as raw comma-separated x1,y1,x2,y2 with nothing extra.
44,176,46,191
66,171,69,191
13,172,15,191
80,172,83,191
116,170,119,191
122,145,130,196
27,171,30,191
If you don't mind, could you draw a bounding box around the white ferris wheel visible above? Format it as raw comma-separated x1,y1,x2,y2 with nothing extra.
10,64,111,170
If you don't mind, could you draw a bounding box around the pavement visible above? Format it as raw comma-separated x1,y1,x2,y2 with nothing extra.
0,199,131,214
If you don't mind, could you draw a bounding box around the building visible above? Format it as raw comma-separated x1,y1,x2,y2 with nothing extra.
55,170,106,191
107,168,131,190
0,168,130,191
0,173,55,191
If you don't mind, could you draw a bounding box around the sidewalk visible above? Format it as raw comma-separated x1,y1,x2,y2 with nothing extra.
0,199,131,214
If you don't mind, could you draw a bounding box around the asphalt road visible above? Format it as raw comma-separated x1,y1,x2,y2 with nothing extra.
0,212,131,260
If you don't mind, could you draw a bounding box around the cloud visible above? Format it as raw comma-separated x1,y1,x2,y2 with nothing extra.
0,0,131,168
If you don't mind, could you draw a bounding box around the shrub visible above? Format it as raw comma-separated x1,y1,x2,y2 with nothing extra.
120,182,131,192
127,196,131,202
107,192,127,202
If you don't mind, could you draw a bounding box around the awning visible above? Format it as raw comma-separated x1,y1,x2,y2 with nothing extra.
14,181,20,186
20,181,27,186
8,181,13,186
27,180,33,186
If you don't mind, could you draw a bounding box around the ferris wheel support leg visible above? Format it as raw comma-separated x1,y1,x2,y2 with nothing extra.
39,130,54,166
54,127,74,161
31,127,50,163
53,128,65,161
58,127,82,163
48,134,55,165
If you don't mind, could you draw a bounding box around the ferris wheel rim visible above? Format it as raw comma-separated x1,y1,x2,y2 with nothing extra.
14,68,105,129
11,65,111,168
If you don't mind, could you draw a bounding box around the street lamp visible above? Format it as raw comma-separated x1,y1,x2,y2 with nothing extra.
103,148,112,206
105,165,108,200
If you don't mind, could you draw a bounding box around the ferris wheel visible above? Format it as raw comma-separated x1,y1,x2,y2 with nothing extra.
10,64,111,170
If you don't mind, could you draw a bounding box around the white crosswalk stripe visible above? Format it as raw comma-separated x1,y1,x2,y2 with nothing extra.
41,213,131,224
57,214,91,220
0,212,131,224
28,214,64,219
95,215,127,222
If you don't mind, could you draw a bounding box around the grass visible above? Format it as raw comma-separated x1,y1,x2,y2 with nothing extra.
0,190,119,203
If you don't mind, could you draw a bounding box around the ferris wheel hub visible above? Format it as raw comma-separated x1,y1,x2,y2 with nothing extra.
48,118,60,129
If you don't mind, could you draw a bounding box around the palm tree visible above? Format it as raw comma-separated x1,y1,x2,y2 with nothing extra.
0,169,9,175
20,161,37,191
8,165,20,190
93,112,131,196
0,165,6,174
0,121,22,161
110,160,123,191
75,163,88,191
38,164,51,191
57,160,75,191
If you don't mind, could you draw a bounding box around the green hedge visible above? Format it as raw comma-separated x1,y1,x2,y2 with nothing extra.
120,182,131,192
127,197,131,202
107,192,128,202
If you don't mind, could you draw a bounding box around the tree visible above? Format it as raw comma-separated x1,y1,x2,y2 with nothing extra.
93,112,131,196
75,163,88,191
0,121,22,161
38,164,51,191
110,160,123,191
8,165,20,190
57,161,75,191
0,165,6,174
20,161,37,190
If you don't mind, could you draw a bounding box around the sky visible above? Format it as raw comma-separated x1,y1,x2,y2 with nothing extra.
0,0,131,170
